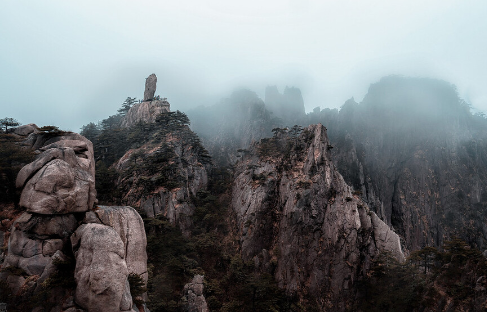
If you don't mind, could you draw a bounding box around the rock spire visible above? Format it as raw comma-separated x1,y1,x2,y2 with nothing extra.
143,73,157,102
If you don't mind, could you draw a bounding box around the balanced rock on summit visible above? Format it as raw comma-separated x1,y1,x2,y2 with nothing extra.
143,73,157,101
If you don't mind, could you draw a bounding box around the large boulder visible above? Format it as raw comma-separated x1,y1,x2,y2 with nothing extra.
16,137,96,214
143,73,157,101
13,123,38,136
2,212,77,277
71,223,135,312
89,206,148,288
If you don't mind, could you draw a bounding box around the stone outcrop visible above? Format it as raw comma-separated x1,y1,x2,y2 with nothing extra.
0,131,147,312
83,206,148,294
232,124,404,310
121,73,170,128
71,223,134,312
16,134,96,214
13,123,39,136
71,206,147,312
181,275,208,312
121,99,170,128
321,76,487,250
115,123,210,235
144,73,157,101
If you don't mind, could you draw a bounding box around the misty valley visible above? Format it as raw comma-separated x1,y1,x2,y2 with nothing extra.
2,74,487,312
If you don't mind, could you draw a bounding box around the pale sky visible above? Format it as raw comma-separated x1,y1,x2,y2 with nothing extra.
1,0,486,131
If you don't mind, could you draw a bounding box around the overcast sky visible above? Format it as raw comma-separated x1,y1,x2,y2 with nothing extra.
1,0,486,131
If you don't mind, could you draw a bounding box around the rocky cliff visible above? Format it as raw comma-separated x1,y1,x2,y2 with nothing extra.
232,124,404,310
317,76,487,251
115,111,211,236
0,130,148,312
121,100,170,128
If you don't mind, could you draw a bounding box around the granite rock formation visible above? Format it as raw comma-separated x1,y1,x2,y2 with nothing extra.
121,99,170,128
83,206,148,293
181,275,208,312
16,137,96,214
0,130,147,312
121,73,170,128
13,123,39,136
71,223,134,312
115,118,211,235
144,73,157,102
321,76,487,251
232,124,404,310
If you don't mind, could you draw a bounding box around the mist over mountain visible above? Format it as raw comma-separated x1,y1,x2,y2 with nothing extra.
2,74,487,311
187,75,487,254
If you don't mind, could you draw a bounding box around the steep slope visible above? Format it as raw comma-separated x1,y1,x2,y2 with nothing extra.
232,124,404,310
114,111,211,235
320,76,487,251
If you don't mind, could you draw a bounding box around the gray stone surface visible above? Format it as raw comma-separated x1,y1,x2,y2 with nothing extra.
143,73,157,101
18,254,50,276
71,223,133,312
13,123,38,136
182,275,208,312
17,137,96,214
120,100,170,128
37,250,67,285
42,239,64,256
231,124,405,310
30,214,78,237
370,211,405,262
1,130,148,312
6,274,26,295
94,206,148,286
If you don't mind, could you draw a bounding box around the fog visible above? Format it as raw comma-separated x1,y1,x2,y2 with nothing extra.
1,0,486,131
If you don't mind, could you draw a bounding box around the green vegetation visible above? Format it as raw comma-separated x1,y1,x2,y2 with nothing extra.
0,133,35,207
129,272,148,306
143,168,302,312
0,117,20,132
358,238,487,311
118,97,137,116
80,97,210,203
0,256,76,312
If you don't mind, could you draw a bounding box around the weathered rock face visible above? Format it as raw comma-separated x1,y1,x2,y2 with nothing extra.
1,130,148,312
71,223,134,312
13,123,39,136
70,206,147,312
121,100,170,128
181,275,208,312
144,73,157,102
85,206,148,291
115,123,210,235
321,76,487,251
232,124,404,310
16,134,96,214
0,212,78,300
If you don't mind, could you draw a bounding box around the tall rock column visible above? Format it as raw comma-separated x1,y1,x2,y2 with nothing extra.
0,132,97,310
0,130,148,312
144,73,157,102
